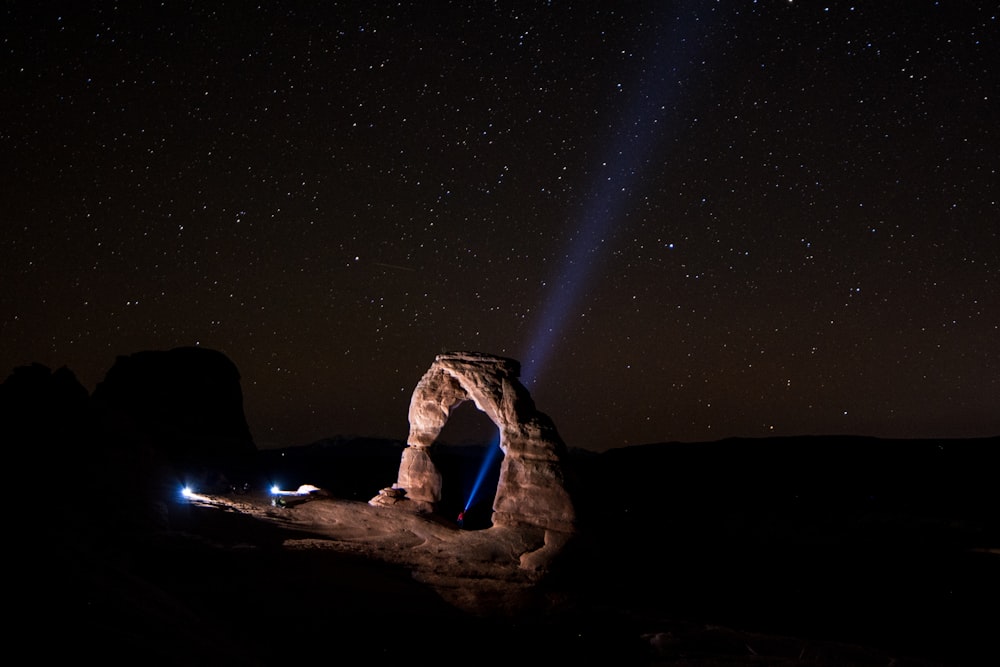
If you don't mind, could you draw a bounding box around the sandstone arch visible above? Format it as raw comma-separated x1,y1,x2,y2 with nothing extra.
370,351,575,534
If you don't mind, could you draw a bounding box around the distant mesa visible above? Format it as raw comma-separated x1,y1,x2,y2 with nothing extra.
2,347,256,473
2,347,258,529
371,351,576,536
91,346,257,470
1,362,90,480
0,362,89,437
86,346,259,528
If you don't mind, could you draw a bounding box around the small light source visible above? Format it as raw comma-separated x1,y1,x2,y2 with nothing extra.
181,486,194,499
270,485,280,495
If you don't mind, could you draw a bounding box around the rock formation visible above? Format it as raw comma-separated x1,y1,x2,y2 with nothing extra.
1,362,89,441
371,351,575,534
1,363,91,488
90,347,257,479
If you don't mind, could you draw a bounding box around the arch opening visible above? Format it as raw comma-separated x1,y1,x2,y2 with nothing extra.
436,400,501,530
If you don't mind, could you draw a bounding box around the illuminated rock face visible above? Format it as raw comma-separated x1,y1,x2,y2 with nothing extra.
371,351,575,534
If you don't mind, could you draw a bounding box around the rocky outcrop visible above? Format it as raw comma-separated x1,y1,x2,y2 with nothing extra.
91,347,257,478
1,362,89,440
371,351,575,534
1,363,91,488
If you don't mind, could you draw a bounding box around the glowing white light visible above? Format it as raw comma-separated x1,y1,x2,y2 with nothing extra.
270,484,322,496
182,486,194,498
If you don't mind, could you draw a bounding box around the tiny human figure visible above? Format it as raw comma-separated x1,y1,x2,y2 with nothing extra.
456,510,465,528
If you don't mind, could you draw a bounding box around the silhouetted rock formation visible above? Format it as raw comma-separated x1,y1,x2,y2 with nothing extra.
84,347,259,532
1,362,90,486
91,347,256,470
2,349,263,534
1,362,89,435
372,351,575,535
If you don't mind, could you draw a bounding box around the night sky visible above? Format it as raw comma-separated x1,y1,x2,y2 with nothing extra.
3,2,997,451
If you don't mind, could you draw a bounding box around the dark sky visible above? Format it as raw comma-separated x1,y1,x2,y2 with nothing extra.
3,1,998,451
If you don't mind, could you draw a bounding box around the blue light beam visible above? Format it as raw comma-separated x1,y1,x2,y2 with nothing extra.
465,5,712,520
520,4,709,387
463,433,502,515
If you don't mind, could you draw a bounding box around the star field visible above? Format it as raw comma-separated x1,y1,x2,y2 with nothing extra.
2,1,997,450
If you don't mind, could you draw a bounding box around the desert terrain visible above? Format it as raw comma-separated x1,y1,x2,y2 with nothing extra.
6,356,996,665
24,435,997,667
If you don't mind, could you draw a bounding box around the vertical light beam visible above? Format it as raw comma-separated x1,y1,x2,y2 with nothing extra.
463,433,502,514
467,4,711,518
520,4,709,387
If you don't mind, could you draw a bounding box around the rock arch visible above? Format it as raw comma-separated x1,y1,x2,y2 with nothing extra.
370,351,575,533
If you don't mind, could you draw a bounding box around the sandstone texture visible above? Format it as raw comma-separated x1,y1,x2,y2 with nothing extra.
372,351,576,536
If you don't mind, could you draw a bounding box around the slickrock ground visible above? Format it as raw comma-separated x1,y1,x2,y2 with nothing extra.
154,490,966,667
